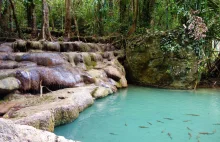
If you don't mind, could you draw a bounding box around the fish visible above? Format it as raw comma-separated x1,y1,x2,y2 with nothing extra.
187,127,192,131
139,126,148,128
161,129,166,133
185,114,200,116
167,133,172,140
147,122,152,125
213,123,220,125
157,120,164,123
109,133,117,135
183,120,191,122
164,118,173,120
199,132,213,135
125,123,127,126
188,132,192,140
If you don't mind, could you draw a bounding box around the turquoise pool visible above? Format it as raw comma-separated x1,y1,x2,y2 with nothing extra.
55,86,220,142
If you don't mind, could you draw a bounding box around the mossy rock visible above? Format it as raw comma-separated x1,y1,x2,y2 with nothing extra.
78,42,91,52
27,41,43,50
14,40,27,52
125,34,199,89
82,53,92,66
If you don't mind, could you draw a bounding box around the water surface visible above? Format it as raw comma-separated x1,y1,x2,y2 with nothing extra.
55,86,220,142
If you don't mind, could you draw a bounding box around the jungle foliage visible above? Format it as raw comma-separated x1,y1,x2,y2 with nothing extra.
0,0,219,39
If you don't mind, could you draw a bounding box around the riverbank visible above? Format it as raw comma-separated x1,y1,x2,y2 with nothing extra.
0,85,117,142
0,40,127,141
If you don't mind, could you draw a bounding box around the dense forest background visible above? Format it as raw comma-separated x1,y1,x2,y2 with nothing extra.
0,0,219,40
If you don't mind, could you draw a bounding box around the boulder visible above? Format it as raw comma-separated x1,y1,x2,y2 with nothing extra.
13,40,27,52
0,69,17,80
93,78,117,93
91,87,112,99
87,43,101,51
0,77,20,95
27,41,44,50
60,42,79,52
0,43,13,52
119,76,128,88
104,66,122,81
0,118,77,142
77,42,91,52
44,42,60,51
90,52,103,62
125,34,198,89
102,52,115,61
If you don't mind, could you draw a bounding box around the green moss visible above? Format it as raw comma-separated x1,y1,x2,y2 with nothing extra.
30,41,43,50
83,53,91,66
91,61,97,67
79,43,91,52
125,33,199,89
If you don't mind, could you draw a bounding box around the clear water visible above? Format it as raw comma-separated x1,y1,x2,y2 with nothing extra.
54,85,220,142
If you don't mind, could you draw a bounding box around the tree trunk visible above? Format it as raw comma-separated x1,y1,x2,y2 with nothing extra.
119,0,127,32
109,0,113,16
0,0,10,31
31,1,37,38
97,0,103,36
0,0,2,20
127,0,139,36
9,6,13,32
73,11,80,39
65,0,71,38
51,18,55,31
166,0,169,30
142,0,155,27
26,0,32,27
9,0,21,38
26,0,36,31
40,0,52,41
